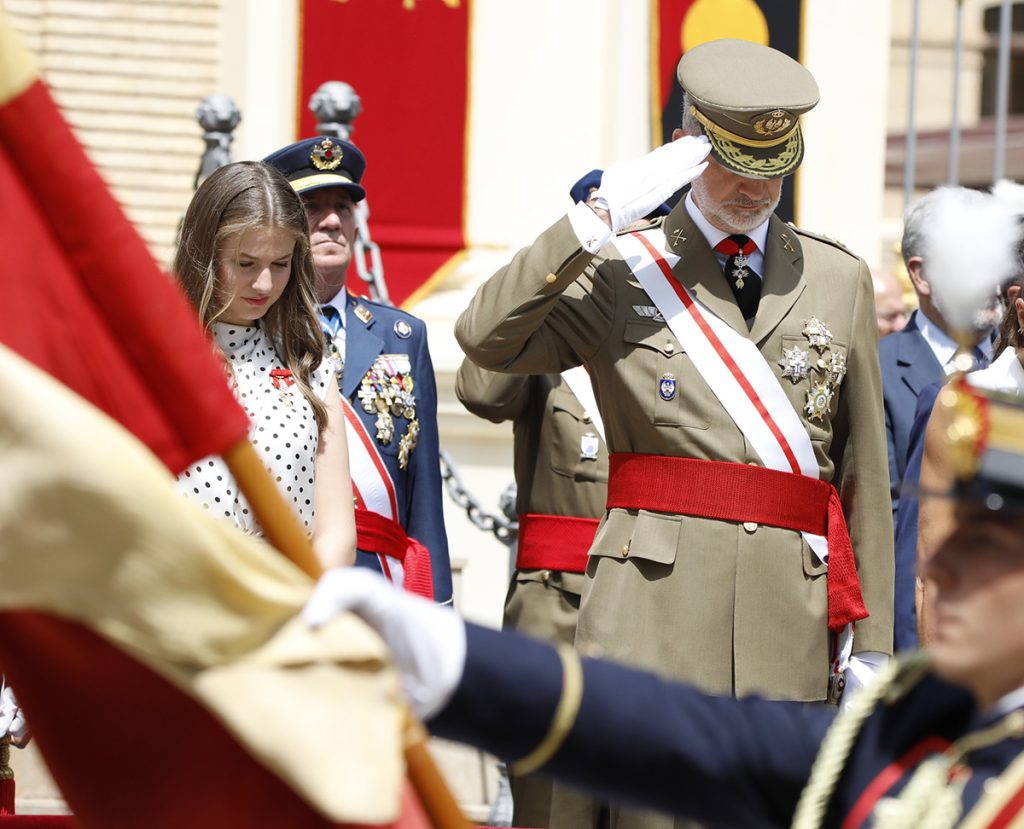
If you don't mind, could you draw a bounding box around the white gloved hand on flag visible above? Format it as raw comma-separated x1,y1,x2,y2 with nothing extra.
0,682,28,746
303,568,467,721
593,135,711,231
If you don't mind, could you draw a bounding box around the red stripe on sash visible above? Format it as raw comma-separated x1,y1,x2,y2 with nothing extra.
631,231,802,474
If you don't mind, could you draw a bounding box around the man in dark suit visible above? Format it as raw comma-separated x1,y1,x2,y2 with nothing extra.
879,187,997,522
264,138,452,605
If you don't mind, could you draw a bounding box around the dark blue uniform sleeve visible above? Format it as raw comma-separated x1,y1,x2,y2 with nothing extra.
404,319,452,604
431,623,834,827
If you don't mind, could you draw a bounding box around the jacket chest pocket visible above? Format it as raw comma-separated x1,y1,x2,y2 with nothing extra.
778,334,847,442
622,321,710,430
549,387,605,481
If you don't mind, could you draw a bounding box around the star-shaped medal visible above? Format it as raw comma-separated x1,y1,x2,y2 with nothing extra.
802,317,833,351
779,345,810,383
805,381,834,422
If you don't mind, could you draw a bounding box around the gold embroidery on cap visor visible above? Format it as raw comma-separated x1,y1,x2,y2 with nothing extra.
689,105,804,178
711,130,803,179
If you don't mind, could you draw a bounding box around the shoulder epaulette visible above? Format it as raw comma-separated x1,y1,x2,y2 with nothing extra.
787,222,859,260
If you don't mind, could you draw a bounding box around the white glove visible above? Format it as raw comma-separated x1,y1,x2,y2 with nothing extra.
841,651,890,712
594,135,711,231
0,683,28,746
303,568,467,720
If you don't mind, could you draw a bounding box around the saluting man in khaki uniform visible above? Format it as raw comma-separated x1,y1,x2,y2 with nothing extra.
456,360,608,828
456,39,893,829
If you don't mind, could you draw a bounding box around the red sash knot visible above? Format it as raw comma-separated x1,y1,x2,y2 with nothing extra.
354,508,435,600
605,453,868,631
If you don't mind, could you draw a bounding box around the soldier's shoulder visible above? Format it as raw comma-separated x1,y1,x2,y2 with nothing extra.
787,223,862,262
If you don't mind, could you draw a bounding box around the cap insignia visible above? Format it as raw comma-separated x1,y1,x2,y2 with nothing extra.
311,137,343,171
752,110,794,138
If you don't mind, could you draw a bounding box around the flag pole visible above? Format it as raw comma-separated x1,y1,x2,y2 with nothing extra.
222,439,472,829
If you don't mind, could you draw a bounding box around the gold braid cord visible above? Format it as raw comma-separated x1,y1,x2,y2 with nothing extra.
0,735,11,782
793,653,1024,829
791,654,929,829
510,645,584,776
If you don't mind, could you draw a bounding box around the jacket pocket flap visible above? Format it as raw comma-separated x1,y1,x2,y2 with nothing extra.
590,508,678,565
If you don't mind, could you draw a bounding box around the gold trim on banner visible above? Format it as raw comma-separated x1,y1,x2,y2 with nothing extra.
650,0,662,149
0,9,39,107
401,248,470,309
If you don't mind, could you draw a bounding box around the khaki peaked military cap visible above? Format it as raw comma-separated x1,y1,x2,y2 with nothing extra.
678,38,819,179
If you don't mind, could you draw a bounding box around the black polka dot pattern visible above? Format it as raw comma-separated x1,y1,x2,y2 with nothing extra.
176,322,334,534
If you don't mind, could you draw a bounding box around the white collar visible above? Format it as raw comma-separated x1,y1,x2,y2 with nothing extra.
968,346,1024,394
990,685,1024,717
684,190,770,256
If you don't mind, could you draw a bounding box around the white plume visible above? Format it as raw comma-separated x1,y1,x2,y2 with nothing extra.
992,178,1024,218
923,187,1021,335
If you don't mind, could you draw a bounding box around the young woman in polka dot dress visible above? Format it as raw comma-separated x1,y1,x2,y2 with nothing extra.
172,161,356,570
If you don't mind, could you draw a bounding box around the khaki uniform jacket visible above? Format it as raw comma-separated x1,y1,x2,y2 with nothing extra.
455,360,609,829
455,204,894,701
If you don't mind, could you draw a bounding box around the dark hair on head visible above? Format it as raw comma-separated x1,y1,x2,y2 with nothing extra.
173,161,327,432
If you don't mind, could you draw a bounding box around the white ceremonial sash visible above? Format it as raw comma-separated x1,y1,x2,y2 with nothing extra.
340,397,404,589
612,227,830,566
560,365,606,444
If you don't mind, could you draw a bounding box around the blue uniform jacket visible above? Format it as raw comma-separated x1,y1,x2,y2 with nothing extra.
432,623,1023,828
879,311,944,520
342,293,452,604
892,381,941,652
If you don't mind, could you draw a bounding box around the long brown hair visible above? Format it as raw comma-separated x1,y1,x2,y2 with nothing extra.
173,161,327,432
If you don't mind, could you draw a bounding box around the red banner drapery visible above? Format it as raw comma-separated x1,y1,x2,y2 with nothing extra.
298,0,470,307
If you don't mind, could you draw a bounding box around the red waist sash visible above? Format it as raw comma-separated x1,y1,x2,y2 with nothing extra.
605,453,868,631
355,508,434,600
516,513,601,574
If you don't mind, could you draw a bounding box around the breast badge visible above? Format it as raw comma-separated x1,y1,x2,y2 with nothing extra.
779,345,809,383
659,372,677,401
357,354,419,465
802,317,833,351
580,431,601,461
786,319,847,423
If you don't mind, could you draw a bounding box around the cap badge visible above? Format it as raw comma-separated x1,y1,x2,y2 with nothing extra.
310,137,343,171
659,372,677,401
753,110,793,137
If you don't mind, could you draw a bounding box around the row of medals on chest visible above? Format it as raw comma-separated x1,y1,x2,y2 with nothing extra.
655,317,847,422
356,357,420,470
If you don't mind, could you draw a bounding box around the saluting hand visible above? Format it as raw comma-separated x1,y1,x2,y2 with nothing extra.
592,135,711,232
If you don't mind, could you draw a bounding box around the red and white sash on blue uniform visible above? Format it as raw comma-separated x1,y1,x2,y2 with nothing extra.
341,397,404,589
612,226,855,665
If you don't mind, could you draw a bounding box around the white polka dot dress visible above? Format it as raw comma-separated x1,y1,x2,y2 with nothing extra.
177,322,335,535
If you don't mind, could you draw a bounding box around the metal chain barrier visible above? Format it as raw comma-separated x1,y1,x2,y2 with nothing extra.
440,450,518,547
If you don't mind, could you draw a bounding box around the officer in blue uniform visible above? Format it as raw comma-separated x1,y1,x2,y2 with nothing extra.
264,137,452,604
306,379,1024,828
